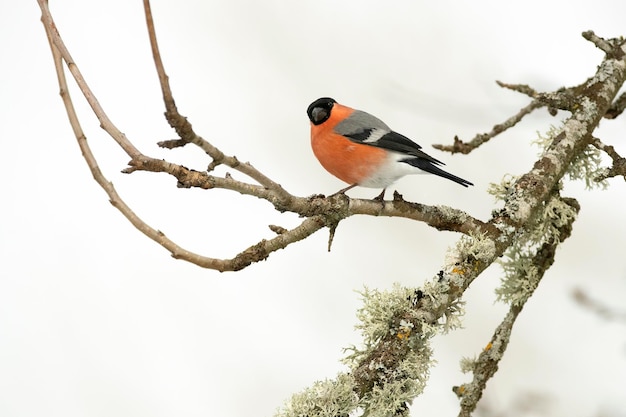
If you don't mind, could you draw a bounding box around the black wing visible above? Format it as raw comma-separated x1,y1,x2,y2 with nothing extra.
345,130,444,166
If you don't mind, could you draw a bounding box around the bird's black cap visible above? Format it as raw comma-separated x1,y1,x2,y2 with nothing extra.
307,97,336,125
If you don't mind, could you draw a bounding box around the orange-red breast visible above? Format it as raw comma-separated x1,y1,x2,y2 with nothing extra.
307,97,473,196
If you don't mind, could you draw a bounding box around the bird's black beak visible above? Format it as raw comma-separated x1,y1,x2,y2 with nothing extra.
311,107,327,124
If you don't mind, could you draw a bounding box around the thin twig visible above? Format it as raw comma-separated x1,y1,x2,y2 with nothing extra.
38,0,141,159
572,287,626,323
495,81,539,98
142,0,293,205
433,99,543,154
590,136,626,181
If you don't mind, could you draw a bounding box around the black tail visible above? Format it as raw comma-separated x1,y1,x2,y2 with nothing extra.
404,158,473,187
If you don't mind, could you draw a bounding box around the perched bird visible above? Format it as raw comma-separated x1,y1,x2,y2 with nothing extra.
307,97,473,198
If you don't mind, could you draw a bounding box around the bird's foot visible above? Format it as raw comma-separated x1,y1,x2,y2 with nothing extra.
330,183,357,197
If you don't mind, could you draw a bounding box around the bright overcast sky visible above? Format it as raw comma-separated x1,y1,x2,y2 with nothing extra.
2,1,626,416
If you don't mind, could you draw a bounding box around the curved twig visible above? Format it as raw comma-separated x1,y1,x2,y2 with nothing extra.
433,98,544,154
591,136,626,181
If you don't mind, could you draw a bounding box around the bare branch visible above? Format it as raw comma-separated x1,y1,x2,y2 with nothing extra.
572,287,626,323
142,0,295,207
121,154,493,236
157,138,189,149
348,192,497,236
495,81,539,98
433,98,544,154
38,1,141,159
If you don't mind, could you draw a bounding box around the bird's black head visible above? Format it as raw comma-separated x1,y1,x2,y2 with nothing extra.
307,97,336,125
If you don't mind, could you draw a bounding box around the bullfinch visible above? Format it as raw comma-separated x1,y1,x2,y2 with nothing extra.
307,97,473,198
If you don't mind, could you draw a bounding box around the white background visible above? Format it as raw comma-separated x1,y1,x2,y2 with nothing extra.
2,1,626,416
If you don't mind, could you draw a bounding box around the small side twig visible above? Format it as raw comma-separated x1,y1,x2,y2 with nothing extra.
433,98,543,154
572,287,626,323
157,138,189,149
495,81,539,98
590,137,626,181
582,30,616,54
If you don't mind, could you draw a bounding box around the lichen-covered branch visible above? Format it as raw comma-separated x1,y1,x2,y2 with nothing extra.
38,1,626,414
277,32,625,416
455,196,579,417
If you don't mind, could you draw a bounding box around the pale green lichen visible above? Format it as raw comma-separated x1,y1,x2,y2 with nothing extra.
275,373,359,417
541,196,578,243
278,275,467,417
445,231,496,268
566,141,608,189
351,284,420,351
459,356,477,374
487,174,518,204
350,281,464,349
364,349,431,417
533,124,608,190
487,174,533,222
496,194,577,305
434,204,469,224
440,297,465,333
532,125,560,150
496,250,540,305
421,275,465,333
